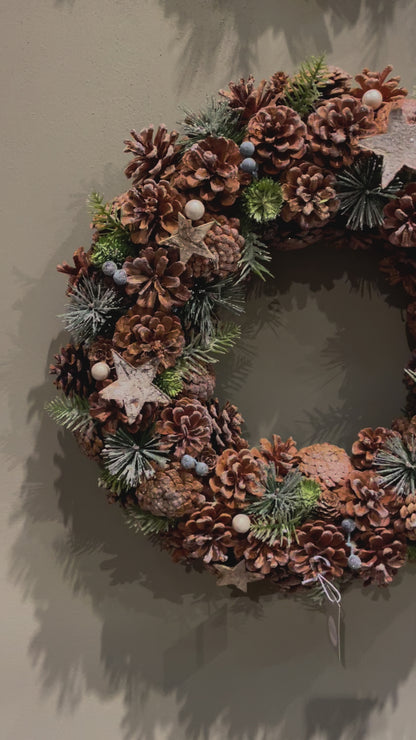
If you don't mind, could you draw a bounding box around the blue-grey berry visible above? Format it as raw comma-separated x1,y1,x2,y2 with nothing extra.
341,518,356,534
348,553,362,570
102,260,117,277
181,454,196,470
240,157,257,173
239,141,255,157
113,269,128,286
195,461,209,477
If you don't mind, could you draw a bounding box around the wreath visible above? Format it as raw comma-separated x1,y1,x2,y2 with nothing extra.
48,58,416,599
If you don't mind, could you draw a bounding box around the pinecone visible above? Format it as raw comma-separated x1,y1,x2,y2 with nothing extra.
315,488,343,522
113,306,184,370
379,251,416,297
382,185,416,248
351,65,407,103
159,521,190,563
156,397,212,458
136,463,205,518
319,65,352,99
57,246,92,295
394,494,416,540
123,246,191,310
199,445,218,471
182,503,235,563
258,435,298,479
207,398,248,452
297,443,353,489
351,426,396,469
174,136,244,210
234,532,289,575
120,179,185,245
247,105,307,175
124,125,180,184
181,367,216,402
88,391,154,434
74,422,103,461
281,162,339,229
269,71,289,101
391,415,416,439
307,96,375,169
219,75,276,123
187,216,244,280
343,470,395,531
87,337,114,365
50,343,95,398
288,521,348,580
355,528,407,586
209,447,265,509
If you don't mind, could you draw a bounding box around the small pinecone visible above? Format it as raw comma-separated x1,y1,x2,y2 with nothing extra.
136,463,205,518
281,162,339,229
319,65,352,99
351,426,396,469
307,96,375,169
343,470,395,531
234,532,289,575
209,447,265,509
379,251,416,297
355,528,407,586
391,415,416,437
258,435,298,479
315,489,343,522
207,398,248,452
199,445,218,471
88,337,114,365
50,343,95,398
269,71,289,101
219,75,276,123
297,443,352,489
181,367,216,402
113,306,184,369
124,125,180,184
382,185,416,248
288,521,348,580
187,216,244,280
57,246,92,295
351,65,407,103
73,422,103,461
174,136,244,210
156,397,212,458
247,105,307,175
394,494,416,540
182,503,235,563
123,246,190,310
120,179,185,245
88,391,154,434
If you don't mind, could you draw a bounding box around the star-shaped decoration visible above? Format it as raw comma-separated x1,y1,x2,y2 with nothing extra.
358,107,416,187
214,560,264,593
99,351,170,425
161,212,217,264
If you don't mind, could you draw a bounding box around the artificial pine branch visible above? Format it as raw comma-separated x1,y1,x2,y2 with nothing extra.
102,428,167,488
124,506,176,537
45,394,92,433
179,98,244,148
91,232,131,268
98,468,133,496
180,276,245,342
154,367,184,398
60,276,122,345
178,323,241,378
237,232,273,283
374,436,416,496
243,178,283,223
283,54,328,118
88,191,128,236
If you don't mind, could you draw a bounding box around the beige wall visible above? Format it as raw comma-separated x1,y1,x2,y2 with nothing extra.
2,1,416,738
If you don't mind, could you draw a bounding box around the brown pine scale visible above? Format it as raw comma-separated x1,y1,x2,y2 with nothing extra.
187,216,244,280
88,391,154,434
379,251,416,297
382,185,416,248
343,470,396,531
234,532,290,575
124,124,180,184
207,399,248,452
57,246,93,295
219,75,276,122
210,447,265,509
258,435,298,479
319,65,352,99
355,528,407,586
182,503,236,564
88,337,115,366
297,443,353,489
136,463,205,518
315,488,343,522
351,426,396,469
112,306,185,370
123,246,191,310
156,397,212,459
181,366,216,402
307,96,375,169
74,422,103,462
288,521,348,581
351,65,407,103
50,343,95,398
120,179,185,245
395,494,416,540
247,105,307,175
281,162,340,230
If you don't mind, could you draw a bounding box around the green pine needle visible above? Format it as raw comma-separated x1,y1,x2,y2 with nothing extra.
98,468,133,496
237,232,273,283
179,98,244,148
91,232,131,268
283,54,328,118
88,191,127,236
60,276,122,345
178,323,241,378
102,428,167,488
243,178,283,223
45,394,92,433
298,478,322,509
154,368,184,398
336,154,403,231
124,506,176,537
374,436,416,497
180,276,245,342
407,543,416,562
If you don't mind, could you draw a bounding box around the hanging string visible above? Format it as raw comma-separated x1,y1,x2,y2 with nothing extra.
302,555,342,661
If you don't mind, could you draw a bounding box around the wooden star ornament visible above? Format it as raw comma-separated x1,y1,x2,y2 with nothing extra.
358,107,416,187
161,213,217,264
99,351,170,425
214,560,264,593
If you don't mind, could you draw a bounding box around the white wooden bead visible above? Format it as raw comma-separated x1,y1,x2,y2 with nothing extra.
91,361,111,381
362,89,383,110
184,199,205,221
232,513,251,534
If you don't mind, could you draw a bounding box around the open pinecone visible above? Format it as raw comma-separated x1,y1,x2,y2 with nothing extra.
174,136,244,210
57,246,92,295
315,488,343,522
394,494,416,540
187,216,244,280
88,391,154,434
207,399,248,452
87,337,114,365
281,162,339,229
123,246,191,310
355,528,407,586
50,343,95,398
74,422,103,461
351,65,407,103
182,503,235,563
382,185,416,248
269,71,289,100
124,125,180,184
297,443,352,489
209,447,265,509
120,179,184,244
351,426,396,469
136,463,205,518
288,521,348,581
219,75,276,122
247,105,307,175
307,96,375,169
181,367,216,402
343,470,395,531
258,435,298,479
234,532,289,575
319,65,352,99
379,251,416,297
113,306,184,369
156,397,212,458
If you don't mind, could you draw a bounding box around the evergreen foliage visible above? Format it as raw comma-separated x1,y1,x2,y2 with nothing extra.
178,323,241,377
180,276,245,342
91,232,131,268
337,154,403,230
97,468,133,496
88,191,127,236
154,367,184,398
102,428,167,488
283,54,328,118
124,506,176,537
60,276,122,345
374,436,416,497
45,394,92,433
179,98,243,148
237,232,273,283
243,178,283,223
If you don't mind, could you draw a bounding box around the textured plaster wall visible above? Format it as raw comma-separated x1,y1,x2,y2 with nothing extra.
1,2,416,739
